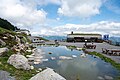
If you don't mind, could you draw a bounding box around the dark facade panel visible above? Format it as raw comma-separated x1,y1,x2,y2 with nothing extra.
67,37,103,42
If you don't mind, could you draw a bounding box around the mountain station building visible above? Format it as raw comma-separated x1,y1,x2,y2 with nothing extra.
67,32,102,42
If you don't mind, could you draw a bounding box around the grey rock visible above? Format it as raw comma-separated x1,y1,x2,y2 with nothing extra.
33,49,45,64
0,70,15,80
3,37,8,39
0,39,6,46
59,56,72,60
0,47,9,56
7,54,31,70
30,68,66,80
98,76,104,80
15,36,21,44
104,75,113,80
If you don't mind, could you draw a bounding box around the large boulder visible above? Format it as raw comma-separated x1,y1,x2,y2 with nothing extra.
0,70,15,80
0,47,9,56
7,54,31,70
30,68,66,80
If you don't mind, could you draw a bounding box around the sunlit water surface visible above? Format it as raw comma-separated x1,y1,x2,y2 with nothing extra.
34,46,119,80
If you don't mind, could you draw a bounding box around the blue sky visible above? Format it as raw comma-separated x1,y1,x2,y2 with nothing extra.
0,0,120,36
39,0,120,24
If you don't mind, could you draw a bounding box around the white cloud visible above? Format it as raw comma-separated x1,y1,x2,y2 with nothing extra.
56,17,60,21
36,0,61,5
58,0,102,18
0,0,47,29
32,21,120,36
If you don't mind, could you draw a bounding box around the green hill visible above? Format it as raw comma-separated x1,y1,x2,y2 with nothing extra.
0,18,19,31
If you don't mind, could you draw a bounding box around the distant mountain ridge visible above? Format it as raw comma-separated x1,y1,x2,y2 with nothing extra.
41,35,66,41
109,37,120,46
109,37,120,42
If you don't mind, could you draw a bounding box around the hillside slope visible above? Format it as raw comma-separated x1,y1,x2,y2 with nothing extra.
0,27,37,80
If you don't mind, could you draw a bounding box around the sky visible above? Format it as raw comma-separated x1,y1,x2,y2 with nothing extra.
0,0,120,36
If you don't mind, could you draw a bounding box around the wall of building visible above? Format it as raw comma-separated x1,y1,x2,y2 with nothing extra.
67,34,102,39
67,34,102,42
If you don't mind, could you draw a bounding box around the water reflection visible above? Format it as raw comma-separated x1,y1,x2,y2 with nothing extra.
33,46,119,80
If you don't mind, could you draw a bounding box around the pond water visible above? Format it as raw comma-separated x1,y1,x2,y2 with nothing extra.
34,46,119,80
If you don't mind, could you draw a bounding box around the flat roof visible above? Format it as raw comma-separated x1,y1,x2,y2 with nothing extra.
68,33,102,36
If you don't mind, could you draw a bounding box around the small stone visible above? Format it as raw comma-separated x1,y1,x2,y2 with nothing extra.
0,47,9,56
42,59,48,61
98,76,104,80
59,56,72,60
30,66,34,69
0,39,6,46
26,50,32,52
31,53,35,56
3,37,8,39
51,57,56,60
26,55,34,58
34,61,41,64
48,52,52,54
104,75,113,80
72,55,77,58
28,57,34,61
80,53,86,58
36,70,40,73
76,47,82,50
38,68,42,71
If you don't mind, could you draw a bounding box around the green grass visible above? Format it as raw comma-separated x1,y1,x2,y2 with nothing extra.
40,37,49,41
0,27,16,35
66,45,77,49
88,51,120,70
116,76,120,80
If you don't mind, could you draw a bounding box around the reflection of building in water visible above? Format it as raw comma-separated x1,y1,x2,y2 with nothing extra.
67,32,102,42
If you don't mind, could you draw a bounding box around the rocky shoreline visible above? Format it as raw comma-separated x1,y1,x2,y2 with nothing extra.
0,29,66,80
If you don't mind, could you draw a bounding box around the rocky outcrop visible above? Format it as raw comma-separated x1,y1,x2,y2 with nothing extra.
12,43,26,53
30,68,66,80
0,70,15,80
7,54,31,70
0,47,9,56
